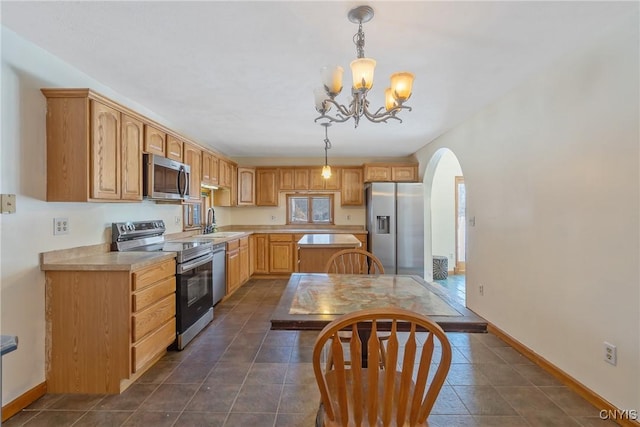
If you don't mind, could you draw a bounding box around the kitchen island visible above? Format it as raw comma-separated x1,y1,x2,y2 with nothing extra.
297,233,361,273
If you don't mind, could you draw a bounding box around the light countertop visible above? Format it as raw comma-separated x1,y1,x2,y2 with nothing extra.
40,251,176,271
297,233,361,248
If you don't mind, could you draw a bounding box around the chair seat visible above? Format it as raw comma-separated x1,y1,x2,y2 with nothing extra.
318,369,425,427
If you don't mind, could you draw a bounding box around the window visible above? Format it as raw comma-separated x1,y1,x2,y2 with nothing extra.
287,194,334,225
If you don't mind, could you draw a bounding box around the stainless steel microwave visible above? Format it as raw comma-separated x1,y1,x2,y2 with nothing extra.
143,154,190,200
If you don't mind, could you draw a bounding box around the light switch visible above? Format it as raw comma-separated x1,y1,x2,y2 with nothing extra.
1,194,16,214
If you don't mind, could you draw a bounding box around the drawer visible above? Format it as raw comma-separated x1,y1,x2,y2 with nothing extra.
132,276,175,312
239,236,249,247
227,239,240,251
132,294,175,342
132,259,175,291
269,234,293,242
131,319,175,373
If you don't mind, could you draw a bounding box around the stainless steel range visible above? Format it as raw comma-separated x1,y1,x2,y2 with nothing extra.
112,220,214,350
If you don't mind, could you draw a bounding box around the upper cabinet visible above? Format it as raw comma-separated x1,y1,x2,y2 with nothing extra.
165,135,183,162
42,89,143,202
183,142,202,201
202,151,219,187
143,124,166,156
237,167,256,206
341,167,364,206
219,159,233,188
309,167,341,191
256,168,279,206
280,168,310,191
363,163,419,182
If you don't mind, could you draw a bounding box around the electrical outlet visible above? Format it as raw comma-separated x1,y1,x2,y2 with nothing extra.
604,342,617,366
53,217,69,235
347,215,352,221
174,216,181,225
479,284,484,296
271,215,277,221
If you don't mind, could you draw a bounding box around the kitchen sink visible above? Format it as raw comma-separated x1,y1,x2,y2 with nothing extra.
201,231,245,238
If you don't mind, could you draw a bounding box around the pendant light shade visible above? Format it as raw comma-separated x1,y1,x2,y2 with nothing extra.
390,72,415,103
350,58,376,91
322,66,344,96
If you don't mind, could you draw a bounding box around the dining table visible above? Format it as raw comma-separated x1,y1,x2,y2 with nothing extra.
271,273,486,330
270,273,486,367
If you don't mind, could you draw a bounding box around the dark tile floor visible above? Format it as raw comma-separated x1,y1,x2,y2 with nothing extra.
6,278,616,426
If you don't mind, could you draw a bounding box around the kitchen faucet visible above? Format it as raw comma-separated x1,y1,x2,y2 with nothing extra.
204,207,217,234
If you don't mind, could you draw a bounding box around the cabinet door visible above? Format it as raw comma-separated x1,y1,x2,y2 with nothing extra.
237,167,255,205
309,167,325,190
294,169,310,190
143,124,165,156
239,243,249,284
166,135,183,161
226,249,241,294
279,168,294,191
256,169,279,206
252,234,269,274
218,159,230,188
183,142,202,201
391,165,418,182
90,101,121,200
121,114,143,201
269,234,294,273
324,167,341,190
341,167,364,206
364,164,391,182
230,164,238,206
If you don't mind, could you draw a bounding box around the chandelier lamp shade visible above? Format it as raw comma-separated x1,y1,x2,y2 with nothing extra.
321,123,332,179
314,5,414,128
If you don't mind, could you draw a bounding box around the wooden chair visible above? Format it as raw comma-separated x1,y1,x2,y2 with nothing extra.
324,249,387,368
324,248,385,275
313,308,452,427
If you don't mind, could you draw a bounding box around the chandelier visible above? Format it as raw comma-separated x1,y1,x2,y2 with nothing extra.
314,5,414,128
321,123,332,179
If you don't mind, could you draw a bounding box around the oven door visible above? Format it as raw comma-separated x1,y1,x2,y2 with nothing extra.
176,252,214,335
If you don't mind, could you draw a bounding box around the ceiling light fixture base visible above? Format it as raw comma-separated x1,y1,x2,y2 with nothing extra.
348,6,374,24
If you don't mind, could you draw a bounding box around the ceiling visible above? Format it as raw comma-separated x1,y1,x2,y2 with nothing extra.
1,1,633,159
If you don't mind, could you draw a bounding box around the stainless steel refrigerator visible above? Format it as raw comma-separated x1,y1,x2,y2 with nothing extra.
366,182,424,276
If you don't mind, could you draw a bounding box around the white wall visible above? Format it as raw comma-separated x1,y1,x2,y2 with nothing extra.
416,16,639,409
0,28,186,404
431,150,462,269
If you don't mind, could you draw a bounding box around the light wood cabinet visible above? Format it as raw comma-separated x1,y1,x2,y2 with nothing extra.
269,234,295,274
364,163,418,182
238,167,256,206
341,167,364,206
166,135,183,162
45,258,176,394
183,142,202,201
239,237,249,284
310,167,341,191
41,90,143,202
202,151,219,187
391,165,418,182
219,159,234,188
121,114,144,201
251,234,270,274
256,168,279,206
279,168,310,191
90,101,121,200
226,239,241,295
144,124,166,156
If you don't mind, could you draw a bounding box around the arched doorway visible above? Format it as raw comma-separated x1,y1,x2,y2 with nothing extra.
423,148,466,306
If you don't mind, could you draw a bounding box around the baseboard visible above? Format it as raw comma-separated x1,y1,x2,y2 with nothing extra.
488,324,640,427
2,382,47,422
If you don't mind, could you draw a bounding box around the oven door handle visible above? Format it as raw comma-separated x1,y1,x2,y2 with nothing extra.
177,253,214,274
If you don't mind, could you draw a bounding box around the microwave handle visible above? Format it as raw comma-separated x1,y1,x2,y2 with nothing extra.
178,166,189,198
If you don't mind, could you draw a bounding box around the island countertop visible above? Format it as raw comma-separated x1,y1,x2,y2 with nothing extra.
297,233,362,248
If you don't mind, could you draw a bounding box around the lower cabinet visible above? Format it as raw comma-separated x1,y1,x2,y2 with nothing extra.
226,237,250,296
45,258,176,394
269,234,295,274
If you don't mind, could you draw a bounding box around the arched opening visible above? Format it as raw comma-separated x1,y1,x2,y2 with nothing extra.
423,148,466,306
